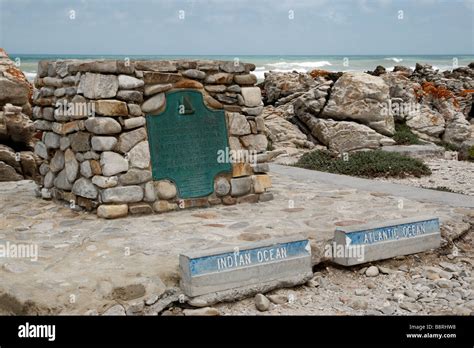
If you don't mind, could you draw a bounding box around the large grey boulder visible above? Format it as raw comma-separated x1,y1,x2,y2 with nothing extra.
1,107,35,144
405,105,445,142
442,112,471,147
263,72,317,104
298,113,395,153
0,49,32,106
262,105,315,163
293,86,329,117
321,72,395,136
0,77,30,105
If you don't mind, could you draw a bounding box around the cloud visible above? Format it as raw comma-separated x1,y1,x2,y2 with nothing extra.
0,0,472,55
464,0,474,10
358,0,393,13
320,9,347,24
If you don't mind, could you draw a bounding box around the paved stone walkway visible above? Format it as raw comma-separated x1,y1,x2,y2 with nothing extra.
271,164,474,208
0,169,472,314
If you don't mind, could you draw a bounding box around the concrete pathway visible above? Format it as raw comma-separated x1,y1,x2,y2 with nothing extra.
270,164,474,208
0,173,471,315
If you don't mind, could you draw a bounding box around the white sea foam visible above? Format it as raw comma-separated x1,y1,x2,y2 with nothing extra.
24,72,36,81
253,61,333,81
384,57,403,63
432,65,455,71
266,61,332,70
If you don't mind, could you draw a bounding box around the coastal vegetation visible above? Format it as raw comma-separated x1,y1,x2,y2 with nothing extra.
295,150,431,178
393,122,422,145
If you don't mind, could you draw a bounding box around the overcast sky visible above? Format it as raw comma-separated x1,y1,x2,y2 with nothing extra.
0,0,473,55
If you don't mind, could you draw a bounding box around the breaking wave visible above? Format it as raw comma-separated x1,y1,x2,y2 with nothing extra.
254,61,333,81
24,72,36,81
266,60,332,70
384,57,403,63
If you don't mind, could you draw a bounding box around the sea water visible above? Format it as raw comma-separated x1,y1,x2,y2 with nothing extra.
10,54,474,82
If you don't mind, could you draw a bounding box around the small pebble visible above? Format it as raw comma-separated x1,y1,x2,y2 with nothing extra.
365,266,379,277
255,294,270,312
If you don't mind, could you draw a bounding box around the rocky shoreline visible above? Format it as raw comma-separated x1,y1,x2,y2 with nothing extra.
261,63,474,165
0,49,472,316
2,47,473,185
0,49,40,182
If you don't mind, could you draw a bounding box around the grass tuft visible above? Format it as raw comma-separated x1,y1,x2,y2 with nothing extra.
393,123,422,145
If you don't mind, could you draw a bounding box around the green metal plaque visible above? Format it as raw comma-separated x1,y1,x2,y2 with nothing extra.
146,90,232,199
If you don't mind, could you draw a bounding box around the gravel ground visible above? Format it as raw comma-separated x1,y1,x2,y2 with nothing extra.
175,233,474,316
375,159,474,196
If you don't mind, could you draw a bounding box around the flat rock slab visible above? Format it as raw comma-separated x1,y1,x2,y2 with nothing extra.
381,144,445,159
180,235,312,297
332,216,441,266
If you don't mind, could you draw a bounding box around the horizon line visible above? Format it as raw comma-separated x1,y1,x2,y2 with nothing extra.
7,53,474,57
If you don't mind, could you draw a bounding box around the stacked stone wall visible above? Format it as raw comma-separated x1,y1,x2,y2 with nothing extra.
32,59,273,218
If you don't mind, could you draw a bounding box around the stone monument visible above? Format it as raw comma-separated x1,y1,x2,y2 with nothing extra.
32,59,273,218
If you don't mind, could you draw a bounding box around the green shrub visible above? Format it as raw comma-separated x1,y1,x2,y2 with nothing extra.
468,146,474,161
393,123,422,145
267,139,274,151
295,150,431,178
